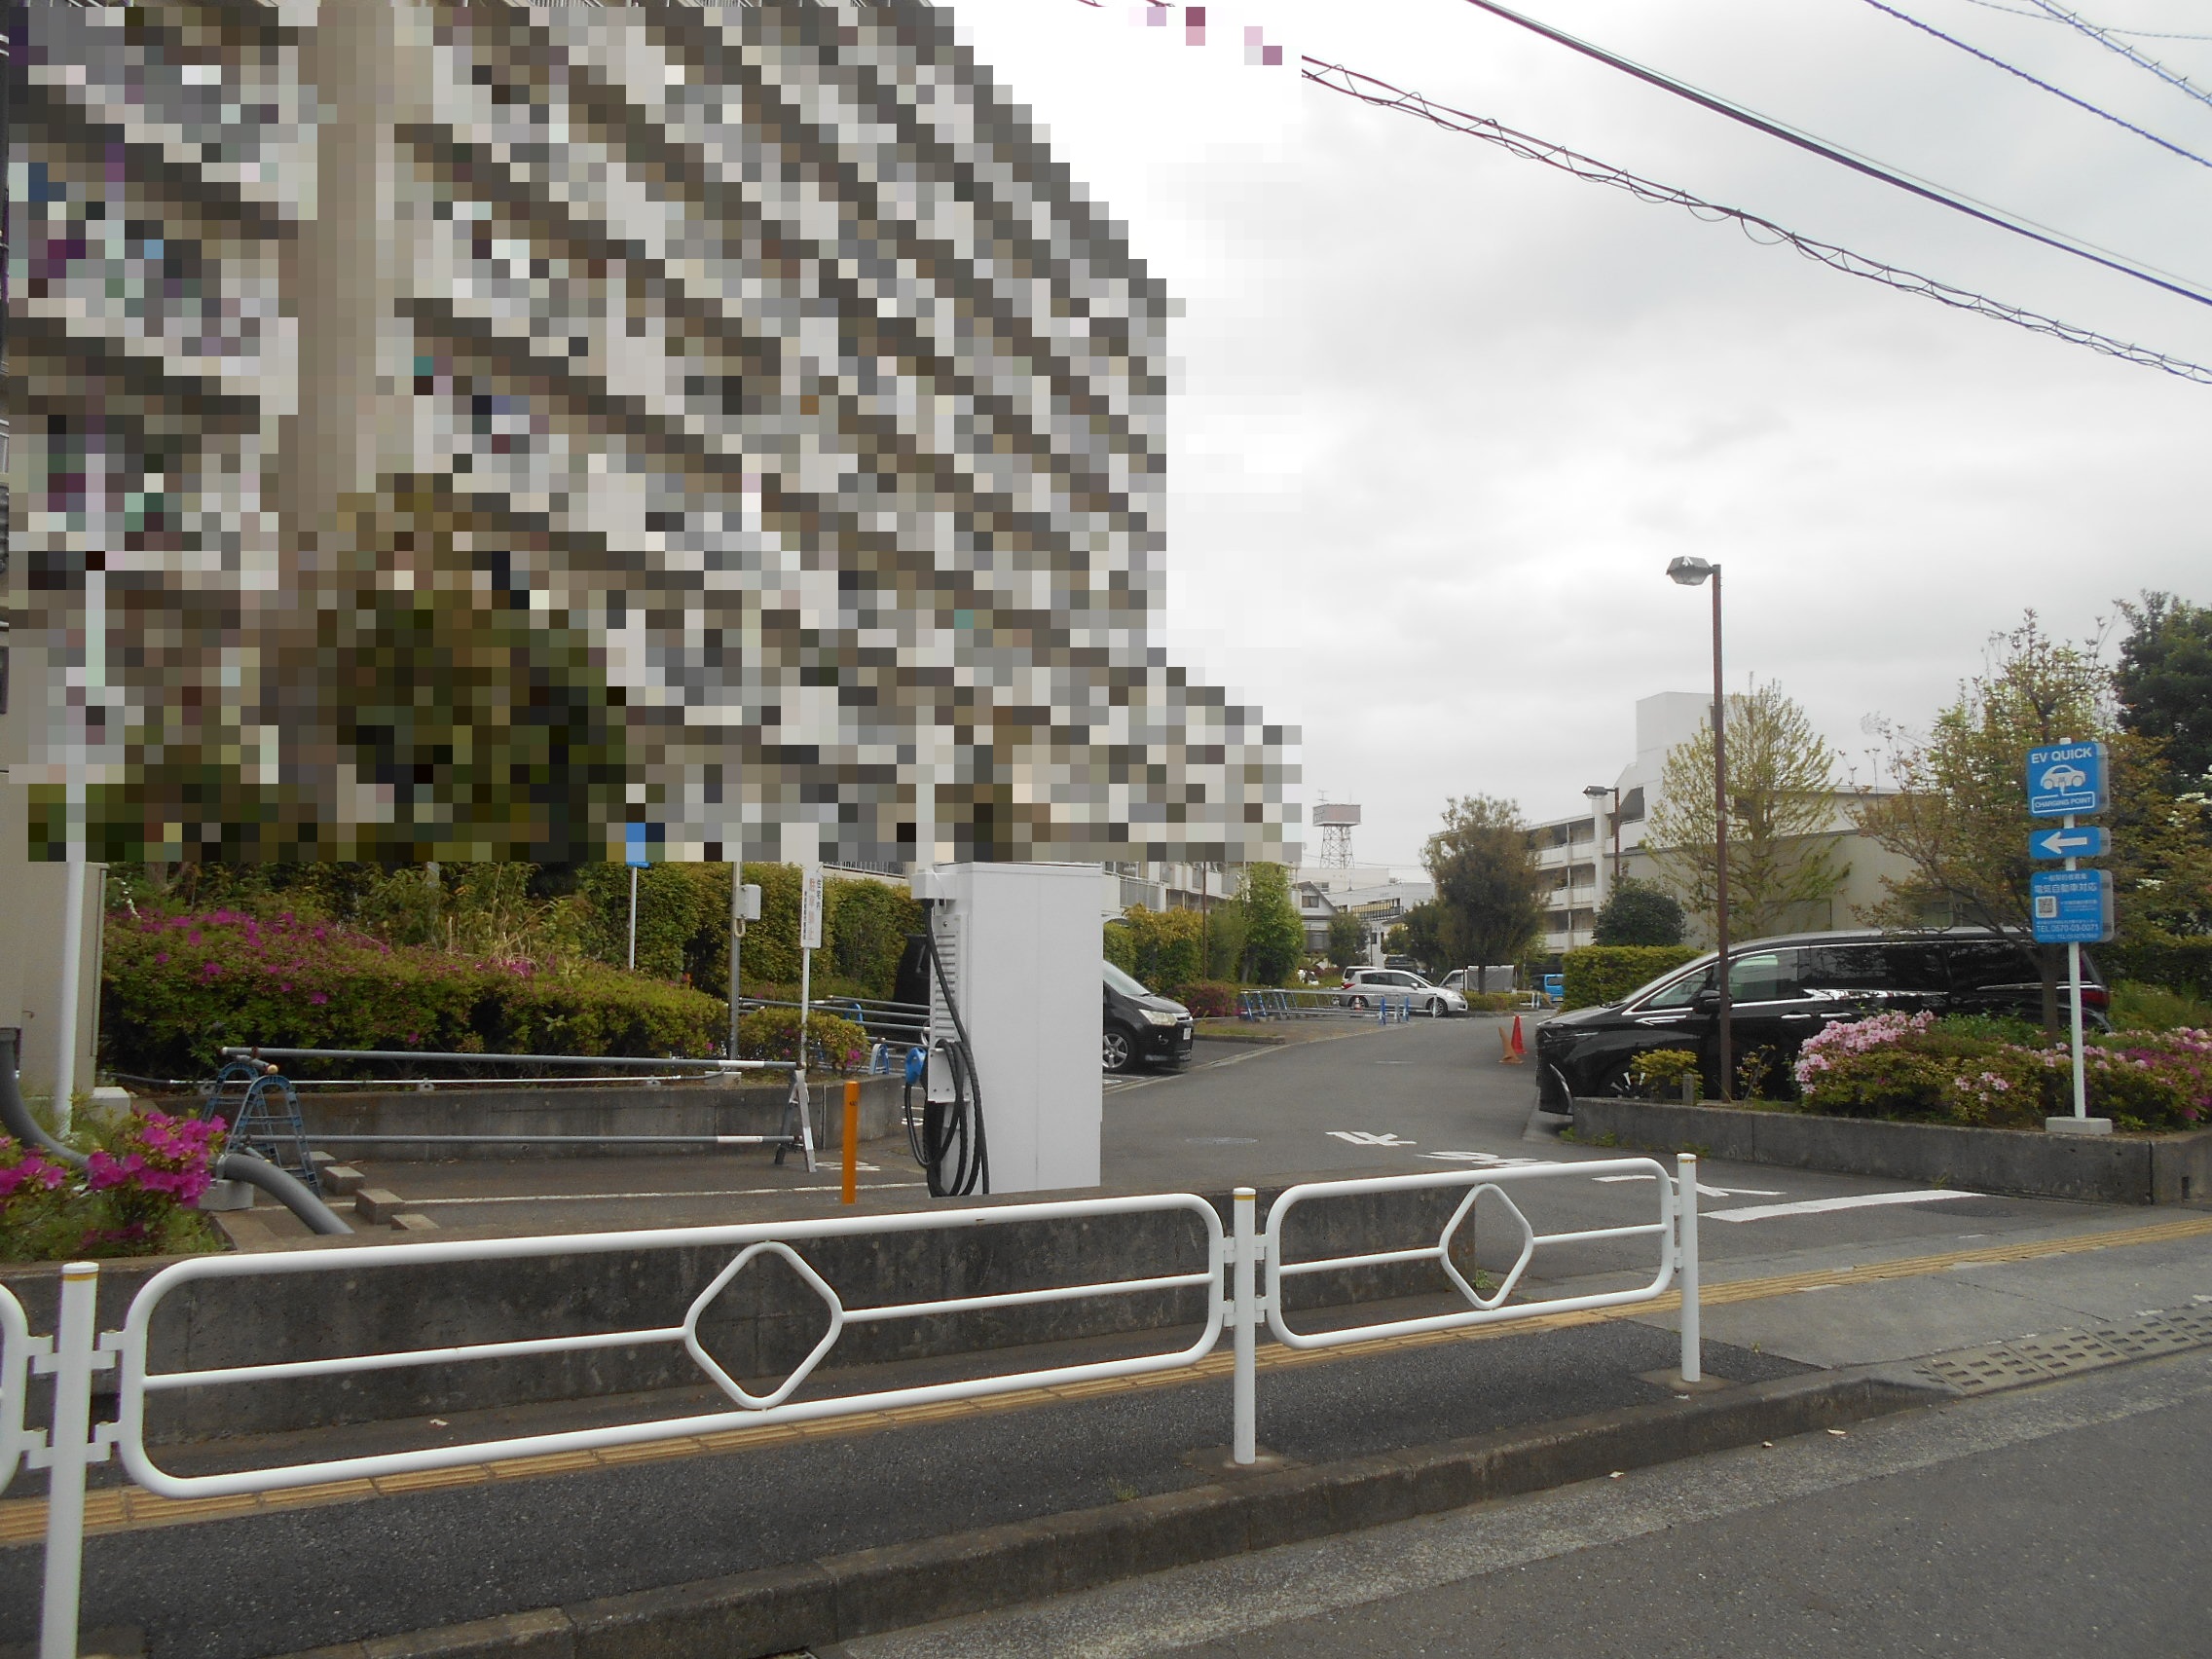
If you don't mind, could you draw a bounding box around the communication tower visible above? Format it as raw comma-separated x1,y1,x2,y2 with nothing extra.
1313,802,1361,870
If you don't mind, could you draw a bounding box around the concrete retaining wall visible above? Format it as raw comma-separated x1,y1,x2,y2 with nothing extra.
297,1074,906,1160
1569,1096,2212,1206
0,1174,1495,1444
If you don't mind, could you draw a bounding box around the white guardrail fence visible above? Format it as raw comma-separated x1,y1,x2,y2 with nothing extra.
0,1158,1702,1658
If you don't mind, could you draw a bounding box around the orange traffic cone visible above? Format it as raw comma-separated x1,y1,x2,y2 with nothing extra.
1499,1014,1526,1065
1511,1014,1527,1059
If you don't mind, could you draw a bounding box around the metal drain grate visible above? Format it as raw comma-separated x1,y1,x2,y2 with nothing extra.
1920,1347,2055,1393
1918,1304,2212,1396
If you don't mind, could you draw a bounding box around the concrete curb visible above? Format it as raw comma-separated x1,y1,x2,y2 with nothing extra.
1569,1095,2212,1205
275,1369,1938,1659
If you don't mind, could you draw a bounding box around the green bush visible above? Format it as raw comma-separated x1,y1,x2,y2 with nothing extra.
1465,992,1518,1014
1120,906,1202,996
1628,1048,1701,1095
1103,920,1138,977
2101,937,2212,1000
2110,980,2212,1033
734,1007,872,1074
1560,945,1700,1011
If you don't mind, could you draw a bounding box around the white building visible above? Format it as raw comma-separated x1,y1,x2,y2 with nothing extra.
1530,692,1914,954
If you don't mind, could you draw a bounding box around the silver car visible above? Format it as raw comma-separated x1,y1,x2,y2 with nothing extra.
1342,967,1466,1017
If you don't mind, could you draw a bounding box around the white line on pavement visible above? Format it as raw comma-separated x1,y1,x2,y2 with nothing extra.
1706,1189,1981,1224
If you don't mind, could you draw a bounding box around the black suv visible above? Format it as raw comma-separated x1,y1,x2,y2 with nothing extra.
1104,962,1196,1074
1534,929,2106,1108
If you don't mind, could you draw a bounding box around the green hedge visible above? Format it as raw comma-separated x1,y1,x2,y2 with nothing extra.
2102,937,2212,1000
102,910,723,1078
1560,944,1700,1011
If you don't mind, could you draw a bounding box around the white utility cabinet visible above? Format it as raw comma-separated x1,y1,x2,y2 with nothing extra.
926,862,1102,1192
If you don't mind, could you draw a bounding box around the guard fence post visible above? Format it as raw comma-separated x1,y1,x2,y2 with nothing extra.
38,1261,103,1659
1677,1154,1702,1384
1232,1187,1257,1465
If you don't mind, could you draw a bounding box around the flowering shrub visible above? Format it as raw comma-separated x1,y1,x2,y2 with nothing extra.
1792,1014,2212,1130
103,910,724,1078
1,1110,225,1262
0,1142,75,1261
734,1007,873,1075
1178,981,1240,1019
1791,1012,1936,1091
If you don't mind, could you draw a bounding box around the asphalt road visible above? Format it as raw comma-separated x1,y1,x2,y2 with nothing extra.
839,1346,2212,1659
1104,1015,2126,1284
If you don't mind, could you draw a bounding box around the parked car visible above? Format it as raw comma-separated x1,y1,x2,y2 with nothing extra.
1342,966,1468,1017
1104,962,1195,1074
1533,928,2107,1109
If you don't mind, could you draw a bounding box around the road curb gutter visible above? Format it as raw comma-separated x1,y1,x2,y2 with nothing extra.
275,1370,1939,1659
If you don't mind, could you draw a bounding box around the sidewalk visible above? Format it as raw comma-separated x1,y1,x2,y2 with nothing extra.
4,1204,2209,1659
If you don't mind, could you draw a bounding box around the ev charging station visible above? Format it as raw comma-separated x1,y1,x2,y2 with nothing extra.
912,862,1103,1194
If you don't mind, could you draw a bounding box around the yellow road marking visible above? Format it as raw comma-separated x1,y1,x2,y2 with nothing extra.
7,1213,2208,1544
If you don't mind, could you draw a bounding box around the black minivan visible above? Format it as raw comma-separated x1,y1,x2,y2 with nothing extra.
1104,962,1196,1074
1535,929,2107,1108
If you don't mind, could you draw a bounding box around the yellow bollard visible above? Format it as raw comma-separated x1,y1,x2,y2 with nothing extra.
842,1080,860,1204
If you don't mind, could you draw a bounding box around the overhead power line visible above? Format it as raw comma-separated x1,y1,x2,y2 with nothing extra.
1959,0,2212,47
1455,0,2212,313
1860,0,2212,167
1297,57,2212,387
2017,0,2212,113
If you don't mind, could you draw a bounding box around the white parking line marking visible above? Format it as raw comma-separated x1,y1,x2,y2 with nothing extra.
1328,1130,1417,1146
1420,1151,1548,1167
1706,1189,1981,1223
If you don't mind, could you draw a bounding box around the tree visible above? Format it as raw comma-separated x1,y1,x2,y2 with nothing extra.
2117,591,2212,790
1647,682,1848,940
1237,863,1305,986
1325,908,1368,969
1592,879,1685,946
1398,901,1449,973
1855,616,2112,1031
1422,795,1548,970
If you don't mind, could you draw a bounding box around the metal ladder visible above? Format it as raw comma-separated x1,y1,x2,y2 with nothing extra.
203,1057,321,1190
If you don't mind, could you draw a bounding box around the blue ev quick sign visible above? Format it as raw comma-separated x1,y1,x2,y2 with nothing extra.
2031,868,2115,944
2025,740,2108,818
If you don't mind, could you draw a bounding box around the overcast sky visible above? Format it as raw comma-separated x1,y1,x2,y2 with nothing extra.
943,0,2212,870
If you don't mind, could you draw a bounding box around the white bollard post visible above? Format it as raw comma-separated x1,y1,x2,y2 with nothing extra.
1233,1187,1257,1466
1677,1154,1702,1385
40,1262,100,1659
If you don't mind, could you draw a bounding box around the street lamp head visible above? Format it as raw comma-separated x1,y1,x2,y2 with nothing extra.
1665,556,1716,587
1582,785,1612,799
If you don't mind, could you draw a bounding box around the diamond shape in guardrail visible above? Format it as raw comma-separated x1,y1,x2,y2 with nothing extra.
1439,1183,1534,1312
682,1242,846,1409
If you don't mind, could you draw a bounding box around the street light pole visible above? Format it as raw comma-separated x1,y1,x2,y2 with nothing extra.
1667,557,1732,1101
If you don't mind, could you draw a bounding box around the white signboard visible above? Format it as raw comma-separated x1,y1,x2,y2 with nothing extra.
799,865,825,950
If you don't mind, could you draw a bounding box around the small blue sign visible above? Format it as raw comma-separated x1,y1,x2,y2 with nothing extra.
2031,868,2114,944
624,824,652,868
2029,826,2111,862
2026,741,2108,818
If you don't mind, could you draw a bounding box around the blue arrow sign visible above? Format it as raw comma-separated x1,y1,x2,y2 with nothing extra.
2031,868,2114,944
2028,826,2111,861
2026,741,2108,818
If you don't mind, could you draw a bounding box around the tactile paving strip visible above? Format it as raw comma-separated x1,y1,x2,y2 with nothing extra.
1918,1306,2212,1395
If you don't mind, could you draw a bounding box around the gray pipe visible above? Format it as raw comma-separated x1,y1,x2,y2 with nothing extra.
0,1027,83,1166
211,1150,352,1236
1,1029,352,1236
